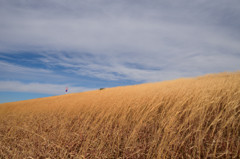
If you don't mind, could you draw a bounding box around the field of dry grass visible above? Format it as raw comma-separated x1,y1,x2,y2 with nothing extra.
0,72,239,158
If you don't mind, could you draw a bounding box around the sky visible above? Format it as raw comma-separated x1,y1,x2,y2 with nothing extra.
0,0,240,103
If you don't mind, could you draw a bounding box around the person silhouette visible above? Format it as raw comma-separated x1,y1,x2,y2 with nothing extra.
65,87,68,94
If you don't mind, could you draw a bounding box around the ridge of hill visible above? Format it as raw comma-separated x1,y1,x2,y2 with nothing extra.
0,72,240,158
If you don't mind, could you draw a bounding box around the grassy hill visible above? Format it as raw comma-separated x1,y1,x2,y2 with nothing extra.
0,72,239,158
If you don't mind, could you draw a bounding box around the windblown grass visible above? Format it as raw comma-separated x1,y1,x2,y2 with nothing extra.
0,72,239,158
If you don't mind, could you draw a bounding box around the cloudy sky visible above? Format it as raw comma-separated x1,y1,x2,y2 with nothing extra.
0,0,240,103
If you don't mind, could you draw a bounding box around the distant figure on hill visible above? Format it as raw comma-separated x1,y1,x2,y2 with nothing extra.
65,87,68,94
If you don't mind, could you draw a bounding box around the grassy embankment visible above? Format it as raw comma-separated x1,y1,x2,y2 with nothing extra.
0,72,239,158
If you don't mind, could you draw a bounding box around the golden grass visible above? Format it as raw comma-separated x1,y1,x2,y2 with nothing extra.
0,72,240,158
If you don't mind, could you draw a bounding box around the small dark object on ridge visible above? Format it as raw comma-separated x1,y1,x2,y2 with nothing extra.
99,88,105,90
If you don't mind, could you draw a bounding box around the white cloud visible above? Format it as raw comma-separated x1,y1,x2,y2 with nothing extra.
0,60,50,74
37,50,240,83
1,0,239,54
0,81,94,95
0,0,240,83
0,61,68,83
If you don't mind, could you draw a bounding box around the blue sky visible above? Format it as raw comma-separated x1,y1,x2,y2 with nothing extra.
0,0,240,103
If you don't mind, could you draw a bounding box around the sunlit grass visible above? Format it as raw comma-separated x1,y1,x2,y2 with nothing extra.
0,72,239,158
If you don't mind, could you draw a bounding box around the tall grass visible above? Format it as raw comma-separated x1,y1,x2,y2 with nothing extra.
0,72,239,158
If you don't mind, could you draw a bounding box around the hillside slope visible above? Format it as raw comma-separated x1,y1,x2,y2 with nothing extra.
0,72,240,158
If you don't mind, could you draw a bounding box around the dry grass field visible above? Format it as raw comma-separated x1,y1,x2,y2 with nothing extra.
0,72,239,158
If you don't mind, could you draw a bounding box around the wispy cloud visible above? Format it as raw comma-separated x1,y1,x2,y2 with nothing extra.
0,81,93,95
38,51,240,82
0,60,68,83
